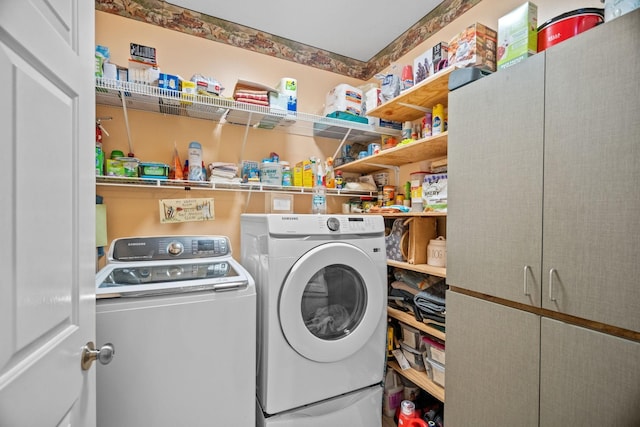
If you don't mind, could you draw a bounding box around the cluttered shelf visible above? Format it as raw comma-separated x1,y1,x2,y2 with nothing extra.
95,78,400,144
95,175,375,197
337,132,447,174
387,306,445,342
367,67,454,123
387,360,445,403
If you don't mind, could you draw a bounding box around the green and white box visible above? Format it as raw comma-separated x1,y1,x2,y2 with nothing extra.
497,2,538,70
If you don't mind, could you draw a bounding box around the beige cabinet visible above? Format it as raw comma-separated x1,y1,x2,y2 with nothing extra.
446,9,640,426
446,292,640,427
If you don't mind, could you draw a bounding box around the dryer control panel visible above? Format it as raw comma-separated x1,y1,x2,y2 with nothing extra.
109,235,230,262
265,214,384,236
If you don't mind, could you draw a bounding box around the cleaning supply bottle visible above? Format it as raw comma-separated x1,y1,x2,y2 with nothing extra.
183,160,189,181
398,400,426,426
171,142,183,180
95,120,105,176
383,370,404,417
312,163,327,214
188,141,203,181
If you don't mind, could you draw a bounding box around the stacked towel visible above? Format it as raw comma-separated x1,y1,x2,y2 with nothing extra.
208,162,240,182
234,89,269,106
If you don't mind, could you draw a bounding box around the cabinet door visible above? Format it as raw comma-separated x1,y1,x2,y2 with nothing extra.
540,318,640,427
445,291,540,427
448,53,545,306
543,10,640,331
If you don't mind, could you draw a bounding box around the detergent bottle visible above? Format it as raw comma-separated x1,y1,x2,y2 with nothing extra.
398,400,428,426
382,370,404,417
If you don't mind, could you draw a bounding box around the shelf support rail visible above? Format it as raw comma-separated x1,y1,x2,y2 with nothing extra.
397,102,432,114
238,112,255,162
331,128,352,162
361,163,400,185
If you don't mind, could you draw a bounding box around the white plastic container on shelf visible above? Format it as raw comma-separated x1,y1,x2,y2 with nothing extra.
188,141,204,181
424,357,445,388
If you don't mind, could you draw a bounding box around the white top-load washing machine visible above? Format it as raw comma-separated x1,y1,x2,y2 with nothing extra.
241,214,387,426
95,235,256,427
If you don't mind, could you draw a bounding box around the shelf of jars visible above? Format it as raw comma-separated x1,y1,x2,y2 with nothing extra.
95,78,400,144
95,175,375,197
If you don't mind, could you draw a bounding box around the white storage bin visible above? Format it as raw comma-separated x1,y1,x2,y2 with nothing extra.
400,342,426,372
424,356,445,388
421,335,445,365
400,322,425,351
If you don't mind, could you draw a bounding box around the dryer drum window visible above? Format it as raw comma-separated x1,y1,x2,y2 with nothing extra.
302,264,367,340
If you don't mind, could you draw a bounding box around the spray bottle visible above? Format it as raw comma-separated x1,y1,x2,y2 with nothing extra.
95,118,110,176
312,163,327,214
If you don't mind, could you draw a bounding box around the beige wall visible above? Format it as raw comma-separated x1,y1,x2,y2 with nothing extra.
95,0,602,265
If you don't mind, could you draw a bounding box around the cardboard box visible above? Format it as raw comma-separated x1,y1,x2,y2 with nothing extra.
413,42,449,84
448,22,497,72
180,80,196,105
295,160,314,188
158,73,179,91
498,2,538,70
293,165,303,187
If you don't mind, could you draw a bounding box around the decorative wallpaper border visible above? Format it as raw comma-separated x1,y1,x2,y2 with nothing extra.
95,0,482,80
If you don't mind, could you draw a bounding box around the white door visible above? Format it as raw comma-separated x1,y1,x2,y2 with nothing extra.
0,2,96,426
279,242,385,362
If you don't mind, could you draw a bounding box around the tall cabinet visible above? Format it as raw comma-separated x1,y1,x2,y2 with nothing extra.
446,10,640,427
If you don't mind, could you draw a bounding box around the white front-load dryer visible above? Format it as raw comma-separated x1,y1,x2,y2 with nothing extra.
241,214,387,419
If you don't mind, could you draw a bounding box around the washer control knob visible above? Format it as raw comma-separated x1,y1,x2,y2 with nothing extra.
327,217,340,231
167,241,184,256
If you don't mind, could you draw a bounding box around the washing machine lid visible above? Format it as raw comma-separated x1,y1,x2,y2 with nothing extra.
95,258,249,298
279,242,384,363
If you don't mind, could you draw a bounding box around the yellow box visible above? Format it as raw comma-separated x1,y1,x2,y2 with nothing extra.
181,80,196,105
302,160,314,188
293,165,303,187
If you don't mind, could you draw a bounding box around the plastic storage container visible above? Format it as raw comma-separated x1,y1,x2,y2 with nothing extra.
424,356,445,387
400,342,426,371
260,161,283,185
422,335,446,365
400,322,425,351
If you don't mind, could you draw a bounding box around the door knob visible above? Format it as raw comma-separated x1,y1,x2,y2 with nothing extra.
81,341,115,370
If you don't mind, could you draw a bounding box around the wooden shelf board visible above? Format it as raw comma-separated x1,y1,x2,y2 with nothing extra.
387,360,445,403
378,212,447,218
387,306,446,341
387,260,446,278
367,67,454,122
338,132,448,174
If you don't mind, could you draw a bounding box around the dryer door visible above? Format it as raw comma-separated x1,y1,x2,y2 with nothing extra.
279,242,385,362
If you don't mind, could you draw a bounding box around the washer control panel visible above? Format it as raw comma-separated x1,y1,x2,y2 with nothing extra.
110,236,230,262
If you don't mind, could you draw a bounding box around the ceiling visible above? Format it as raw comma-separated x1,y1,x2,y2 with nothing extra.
167,0,443,62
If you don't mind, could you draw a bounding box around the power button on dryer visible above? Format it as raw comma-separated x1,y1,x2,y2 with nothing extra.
167,241,184,256
326,217,340,231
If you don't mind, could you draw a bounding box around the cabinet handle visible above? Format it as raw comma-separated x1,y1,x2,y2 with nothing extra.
548,268,558,301
523,265,531,296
